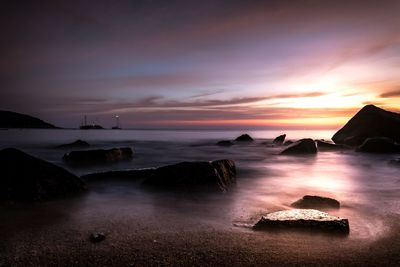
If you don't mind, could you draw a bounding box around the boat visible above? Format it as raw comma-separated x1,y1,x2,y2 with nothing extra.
111,115,121,129
79,116,104,130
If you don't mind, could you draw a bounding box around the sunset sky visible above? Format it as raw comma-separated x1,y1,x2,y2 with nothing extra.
1,0,400,129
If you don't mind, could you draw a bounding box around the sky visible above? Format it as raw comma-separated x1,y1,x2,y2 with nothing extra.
1,0,400,129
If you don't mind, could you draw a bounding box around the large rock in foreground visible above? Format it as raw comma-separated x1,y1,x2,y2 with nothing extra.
253,209,349,234
356,137,400,153
291,195,340,209
0,148,85,201
63,147,133,164
143,159,236,191
332,105,400,146
280,139,317,155
273,134,286,145
235,134,254,142
57,139,90,149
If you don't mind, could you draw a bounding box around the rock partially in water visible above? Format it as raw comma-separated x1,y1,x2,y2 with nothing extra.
273,134,286,145
283,140,293,146
143,159,236,191
356,137,400,153
216,140,234,146
280,139,317,155
332,104,400,146
56,139,90,149
63,147,133,164
253,209,349,234
0,148,85,201
316,140,347,151
235,134,254,142
89,233,106,243
291,195,340,209
81,169,155,181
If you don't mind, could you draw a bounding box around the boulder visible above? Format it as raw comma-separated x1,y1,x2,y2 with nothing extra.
356,137,400,153
291,195,340,209
316,140,347,151
280,139,317,155
216,140,234,146
235,134,254,142
283,140,293,146
253,209,349,234
273,134,286,145
63,147,133,164
57,139,90,149
332,105,400,146
142,159,236,191
0,148,85,201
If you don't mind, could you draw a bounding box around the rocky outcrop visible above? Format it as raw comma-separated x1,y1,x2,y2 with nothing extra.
63,147,133,164
291,195,340,209
216,140,234,146
253,209,349,234
356,137,400,153
332,105,400,146
235,134,254,142
57,139,90,149
0,148,85,201
273,134,286,145
142,159,236,191
280,139,317,155
316,140,347,151
0,110,58,129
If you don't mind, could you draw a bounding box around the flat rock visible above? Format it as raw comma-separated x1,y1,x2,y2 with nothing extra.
0,148,85,201
63,147,133,164
316,140,347,151
253,209,349,234
332,105,400,146
356,137,400,153
273,134,286,145
142,159,236,191
291,195,340,209
216,140,234,146
57,139,90,148
235,134,254,142
280,138,317,155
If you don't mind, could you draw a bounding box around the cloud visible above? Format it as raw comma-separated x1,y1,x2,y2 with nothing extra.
380,88,400,98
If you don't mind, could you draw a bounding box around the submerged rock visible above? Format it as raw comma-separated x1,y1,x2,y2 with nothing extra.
253,209,349,234
0,148,85,201
316,140,347,151
332,105,400,146
291,195,340,209
63,147,133,164
273,134,286,145
143,159,236,191
216,140,234,146
356,137,400,153
235,134,254,142
280,139,317,155
56,139,90,149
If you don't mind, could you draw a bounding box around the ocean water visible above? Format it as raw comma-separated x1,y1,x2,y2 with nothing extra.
1,129,400,242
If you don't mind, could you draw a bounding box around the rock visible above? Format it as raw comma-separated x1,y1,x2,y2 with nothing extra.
283,140,293,146
332,105,400,146
291,195,340,209
316,140,347,151
63,147,133,164
216,140,234,146
0,110,58,129
142,159,236,191
0,148,85,201
89,233,105,243
280,139,317,155
253,209,349,234
56,139,90,149
273,134,286,145
81,169,155,181
235,134,254,142
356,137,400,153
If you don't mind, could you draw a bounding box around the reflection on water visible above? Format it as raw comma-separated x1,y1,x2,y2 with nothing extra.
1,129,399,241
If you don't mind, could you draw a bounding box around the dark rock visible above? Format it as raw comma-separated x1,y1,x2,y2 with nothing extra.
89,233,105,243
316,140,347,151
280,139,317,155
332,105,400,146
235,134,254,142
356,137,400,153
0,148,85,201
216,140,234,146
142,159,236,191
0,110,58,129
273,134,286,145
63,147,133,164
253,209,349,234
81,169,155,181
56,139,90,149
291,195,340,209
283,140,293,146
